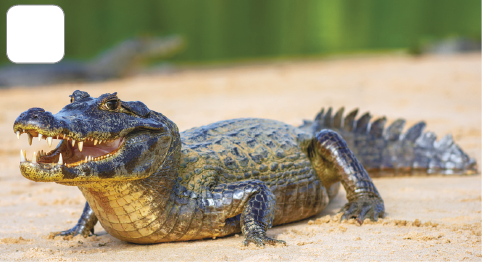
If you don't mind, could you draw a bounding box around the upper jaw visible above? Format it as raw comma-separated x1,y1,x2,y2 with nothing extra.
13,123,121,148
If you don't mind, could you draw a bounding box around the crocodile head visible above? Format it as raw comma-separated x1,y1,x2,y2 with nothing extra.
13,90,174,185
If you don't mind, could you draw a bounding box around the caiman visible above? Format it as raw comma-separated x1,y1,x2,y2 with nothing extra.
13,90,477,246
0,35,183,87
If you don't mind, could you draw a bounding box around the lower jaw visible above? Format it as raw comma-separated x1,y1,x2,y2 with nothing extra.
19,162,63,182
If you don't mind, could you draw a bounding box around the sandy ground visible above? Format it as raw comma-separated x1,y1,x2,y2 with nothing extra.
0,53,480,261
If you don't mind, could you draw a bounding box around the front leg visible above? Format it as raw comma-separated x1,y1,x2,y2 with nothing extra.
310,130,385,224
206,180,285,247
55,202,98,237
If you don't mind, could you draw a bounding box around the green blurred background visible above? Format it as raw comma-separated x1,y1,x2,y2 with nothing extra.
1,0,481,65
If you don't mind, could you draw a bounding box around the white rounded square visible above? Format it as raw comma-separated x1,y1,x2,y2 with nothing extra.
7,5,64,64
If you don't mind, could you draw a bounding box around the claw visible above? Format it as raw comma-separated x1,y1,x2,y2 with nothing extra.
243,235,286,247
357,205,371,223
339,195,385,225
371,208,380,221
356,218,363,225
342,202,358,219
340,214,347,222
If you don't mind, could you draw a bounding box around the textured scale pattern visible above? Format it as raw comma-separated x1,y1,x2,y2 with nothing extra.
179,119,330,227
299,107,477,176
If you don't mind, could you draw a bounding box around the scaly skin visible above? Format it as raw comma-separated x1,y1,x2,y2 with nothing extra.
13,90,474,246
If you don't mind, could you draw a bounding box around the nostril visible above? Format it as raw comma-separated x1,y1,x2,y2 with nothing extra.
33,115,38,119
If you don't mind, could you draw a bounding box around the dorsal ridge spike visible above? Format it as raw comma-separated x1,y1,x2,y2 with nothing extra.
384,119,406,141
343,108,359,132
402,121,427,142
369,117,387,137
355,112,372,133
435,134,454,149
333,107,345,128
314,108,325,121
323,107,333,128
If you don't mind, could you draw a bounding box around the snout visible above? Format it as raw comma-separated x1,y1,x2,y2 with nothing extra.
14,108,64,134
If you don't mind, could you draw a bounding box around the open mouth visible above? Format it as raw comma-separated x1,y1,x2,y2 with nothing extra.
16,128,124,168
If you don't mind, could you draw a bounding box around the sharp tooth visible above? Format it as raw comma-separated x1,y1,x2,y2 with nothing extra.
58,153,63,165
17,131,20,139
47,137,52,147
72,140,76,147
78,141,83,152
38,133,43,141
85,156,88,161
23,129,25,133
32,152,37,163
20,150,26,162
94,139,98,146
28,134,33,146
88,156,92,161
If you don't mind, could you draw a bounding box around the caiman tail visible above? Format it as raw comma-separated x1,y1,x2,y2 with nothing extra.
299,107,477,176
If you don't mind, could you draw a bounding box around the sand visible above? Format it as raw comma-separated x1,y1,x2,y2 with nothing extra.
0,53,480,261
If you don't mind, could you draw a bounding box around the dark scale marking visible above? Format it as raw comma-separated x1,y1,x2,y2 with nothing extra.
249,153,264,164
275,149,286,158
259,164,268,172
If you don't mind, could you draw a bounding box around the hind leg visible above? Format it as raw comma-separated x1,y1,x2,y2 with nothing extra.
309,129,385,223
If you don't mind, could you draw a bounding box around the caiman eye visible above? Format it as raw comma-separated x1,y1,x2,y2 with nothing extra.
104,99,120,111
70,97,74,103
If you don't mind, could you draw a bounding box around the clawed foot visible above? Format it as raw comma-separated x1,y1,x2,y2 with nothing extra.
242,234,286,247
51,224,94,239
339,195,385,225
